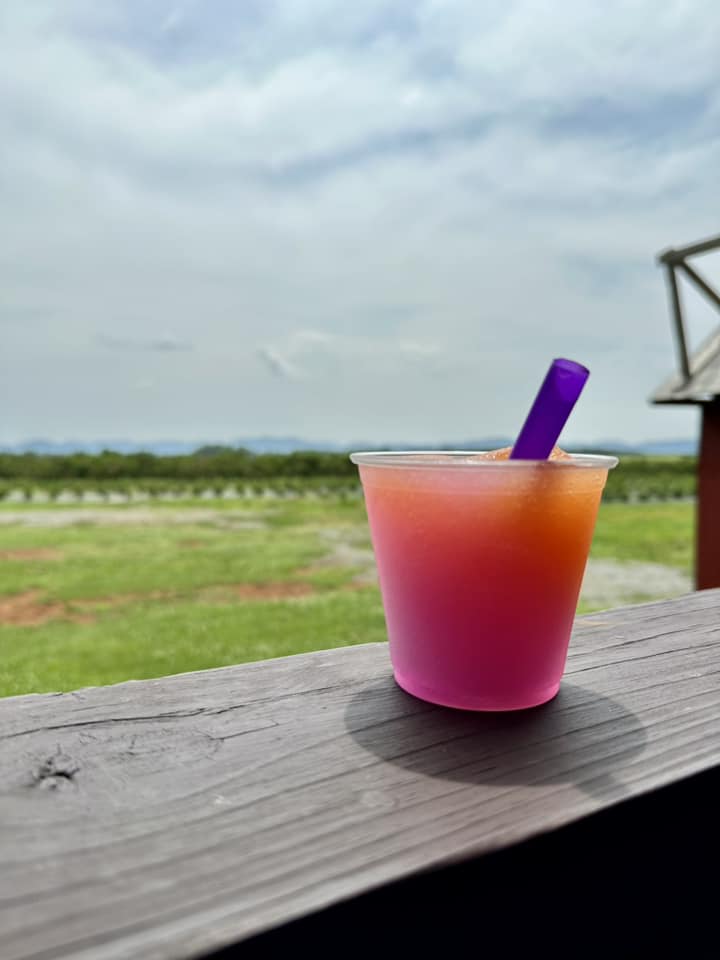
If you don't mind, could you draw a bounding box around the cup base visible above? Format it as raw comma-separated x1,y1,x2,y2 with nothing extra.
393,670,561,712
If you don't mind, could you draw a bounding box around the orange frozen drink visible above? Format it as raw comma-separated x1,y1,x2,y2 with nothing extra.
351,449,617,710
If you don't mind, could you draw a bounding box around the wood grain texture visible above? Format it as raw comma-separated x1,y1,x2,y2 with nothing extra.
1,590,719,960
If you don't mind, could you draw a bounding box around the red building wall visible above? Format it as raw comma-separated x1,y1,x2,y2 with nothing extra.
697,403,720,589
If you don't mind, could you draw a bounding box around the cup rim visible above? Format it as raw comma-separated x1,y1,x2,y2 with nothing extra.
349,450,619,469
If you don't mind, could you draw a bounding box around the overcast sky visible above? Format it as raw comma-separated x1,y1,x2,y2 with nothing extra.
2,0,720,446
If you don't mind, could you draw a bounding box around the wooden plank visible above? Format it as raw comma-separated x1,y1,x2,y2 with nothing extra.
665,263,691,383
651,325,720,403
657,233,720,264
0,591,719,960
678,261,720,313
238,766,720,956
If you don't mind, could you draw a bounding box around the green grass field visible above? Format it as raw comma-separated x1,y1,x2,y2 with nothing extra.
0,498,694,698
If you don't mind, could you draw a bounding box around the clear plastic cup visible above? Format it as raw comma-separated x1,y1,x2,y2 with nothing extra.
351,451,618,711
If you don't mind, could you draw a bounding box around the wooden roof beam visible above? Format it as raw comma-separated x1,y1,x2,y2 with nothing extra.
657,234,720,265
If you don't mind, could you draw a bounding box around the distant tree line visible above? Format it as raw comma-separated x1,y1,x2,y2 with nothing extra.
0,450,698,503
0,447,357,481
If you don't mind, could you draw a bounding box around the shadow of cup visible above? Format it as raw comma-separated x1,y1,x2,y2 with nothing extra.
345,676,647,799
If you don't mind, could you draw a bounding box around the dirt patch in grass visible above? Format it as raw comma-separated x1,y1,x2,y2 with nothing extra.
79,580,333,610
234,582,317,600
72,591,173,611
201,582,317,602
0,581,328,627
0,591,92,627
79,582,320,605
0,547,64,562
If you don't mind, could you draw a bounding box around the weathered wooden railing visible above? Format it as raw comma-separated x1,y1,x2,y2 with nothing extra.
1,591,719,958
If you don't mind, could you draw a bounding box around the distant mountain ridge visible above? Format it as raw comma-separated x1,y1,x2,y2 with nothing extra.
0,436,699,456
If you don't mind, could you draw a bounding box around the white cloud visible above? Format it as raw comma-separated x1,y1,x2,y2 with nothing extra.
256,346,304,380
259,329,447,381
1,0,719,444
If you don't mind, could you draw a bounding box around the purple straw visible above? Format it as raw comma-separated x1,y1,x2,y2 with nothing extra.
510,358,589,460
